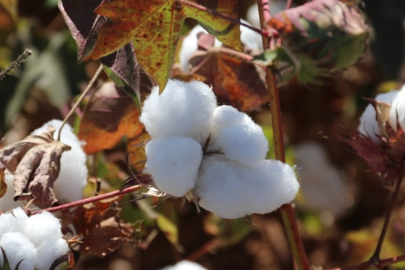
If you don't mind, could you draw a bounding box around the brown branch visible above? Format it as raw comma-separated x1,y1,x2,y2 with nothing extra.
31,185,142,215
0,49,32,80
57,65,104,141
257,1,310,270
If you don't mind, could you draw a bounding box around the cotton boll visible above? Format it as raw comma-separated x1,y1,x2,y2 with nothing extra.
389,85,405,131
0,232,37,270
240,20,263,51
0,172,24,212
32,120,88,203
24,211,62,247
195,156,299,219
145,136,203,197
140,80,217,143
294,142,353,217
35,238,69,270
358,90,399,142
161,260,207,270
210,105,268,166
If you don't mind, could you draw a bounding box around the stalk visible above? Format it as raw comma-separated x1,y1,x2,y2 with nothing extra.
256,1,311,270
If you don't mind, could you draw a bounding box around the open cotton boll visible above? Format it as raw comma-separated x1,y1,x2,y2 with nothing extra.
24,211,62,247
209,105,268,166
145,136,203,197
140,80,217,143
295,142,353,217
35,238,69,270
32,119,88,203
161,260,207,270
358,90,399,142
389,85,405,131
0,172,24,212
195,155,299,219
0,231,37,270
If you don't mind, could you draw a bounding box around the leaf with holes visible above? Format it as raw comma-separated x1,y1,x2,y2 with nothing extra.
77,82,144,154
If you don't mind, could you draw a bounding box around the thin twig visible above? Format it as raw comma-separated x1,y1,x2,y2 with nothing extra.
329,253,405,270
31,185,142,215
177,0,268,37
57,65,104,141
257,1,310,270
285,0,294,9
0,49,32,80
369,169,405,264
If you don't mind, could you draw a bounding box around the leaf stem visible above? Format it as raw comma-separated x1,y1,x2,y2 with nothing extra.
369,169,405,264
57,65,104,141
31,185,142,215
177,0,268,36
257,1,310,270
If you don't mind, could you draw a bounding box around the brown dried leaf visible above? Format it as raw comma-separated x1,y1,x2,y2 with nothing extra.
188,45,268,112
0,126,72,208
363,97,392,138
72,197,134,256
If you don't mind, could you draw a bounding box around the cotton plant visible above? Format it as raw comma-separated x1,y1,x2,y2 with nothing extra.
140,79,299,219
0,120,88,211
161,260,207,270
179,20,263,72
0,207,69,270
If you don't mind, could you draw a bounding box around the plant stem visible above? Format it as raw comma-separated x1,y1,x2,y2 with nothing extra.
329,253,405,270
31,185,142,215
369,169,405,264
0,49,32,80
257,1,310,270
285,0,294,9
57,64,104,141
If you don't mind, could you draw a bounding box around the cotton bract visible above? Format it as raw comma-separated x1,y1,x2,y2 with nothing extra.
195,156,299,219
145,136,203,197
209,105,269,166
0,207,69,270
140,80,216,143
358,90,399,142
31,119,88,203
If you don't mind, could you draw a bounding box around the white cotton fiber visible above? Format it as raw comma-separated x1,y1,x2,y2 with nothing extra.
0,172,24,212
35,238,69,270
247,2,287,28
24,211,62,247
0,232,37,270
294,142,353,217
209,106,268,166
195,155,299,219
145,136,203,197
32,119,88,203
140,80,217,143
161,260,207,270
0,207,69,270
358,90,399,142
389,85,405,132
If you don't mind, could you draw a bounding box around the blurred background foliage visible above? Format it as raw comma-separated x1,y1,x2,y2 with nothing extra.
1,0,405,269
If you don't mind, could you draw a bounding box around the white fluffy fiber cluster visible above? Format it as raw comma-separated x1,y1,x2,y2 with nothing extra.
358,85,405,141
179,20,263,72
0,120,88,212
162,260,207,270
140,79,299,219
0,207,69,270
294,142,353,217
